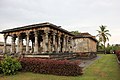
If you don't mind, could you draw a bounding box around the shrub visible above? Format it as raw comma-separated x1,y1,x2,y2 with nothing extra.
20,58,83,76
115,50,120,63
118,55,120,61
1,55,22,75
0,61,2,74
115,50,120,56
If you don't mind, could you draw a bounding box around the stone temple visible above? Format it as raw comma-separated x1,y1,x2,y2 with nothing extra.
0,22,98,58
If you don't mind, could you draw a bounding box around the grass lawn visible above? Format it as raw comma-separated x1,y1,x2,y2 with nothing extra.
0,54,120,80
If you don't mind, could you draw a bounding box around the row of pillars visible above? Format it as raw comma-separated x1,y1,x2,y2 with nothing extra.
3,30,73,54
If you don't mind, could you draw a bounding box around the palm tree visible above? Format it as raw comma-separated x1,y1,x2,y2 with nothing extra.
96,25,111,54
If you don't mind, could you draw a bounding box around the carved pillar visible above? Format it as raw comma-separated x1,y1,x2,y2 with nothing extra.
69,37,72,52
42,34,45,52
16,34,20,53
26,32,30,54
70,37,74,52
34,31,38,53
3,34,7,53
55,35,58,53
52,32,56,52
31,40,34,53
48,35,51,53
39,36,42,53
19,36,23,54
62,35,66,52
45,31,49,52
11,35,16,53
57,34,61,53
66,36,68,52
42,30,49,53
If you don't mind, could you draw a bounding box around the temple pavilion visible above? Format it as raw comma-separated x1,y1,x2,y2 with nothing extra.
1,22,74,55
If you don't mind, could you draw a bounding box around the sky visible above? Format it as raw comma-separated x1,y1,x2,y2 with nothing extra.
0,0,120,44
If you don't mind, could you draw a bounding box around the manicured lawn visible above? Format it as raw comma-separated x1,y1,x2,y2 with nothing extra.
0,54,120,80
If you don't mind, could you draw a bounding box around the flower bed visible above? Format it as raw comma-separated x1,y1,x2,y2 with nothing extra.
20,58,83,76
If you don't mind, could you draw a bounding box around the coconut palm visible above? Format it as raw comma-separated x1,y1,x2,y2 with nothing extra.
96,25,111,54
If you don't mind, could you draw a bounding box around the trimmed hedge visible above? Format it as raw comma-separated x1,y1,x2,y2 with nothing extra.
20,58,83,76
115,50,120,56
115,50,120,63
0,60,2,74
0,57,3,74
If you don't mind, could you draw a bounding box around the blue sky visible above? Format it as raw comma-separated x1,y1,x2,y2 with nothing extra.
0,0,120,44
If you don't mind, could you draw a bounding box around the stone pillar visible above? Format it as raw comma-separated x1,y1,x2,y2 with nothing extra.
26,32,30,54
52,32,56,52
3,34,7,54
57,34,61,53
45,31,49,52
64,36,68,52
34,31,38,53
70,37,74,52
66,36,68,52
31,40,34,53
48,35,51,53
42,34,45,52
42,31,49,53
16,34,20,53
11,35,16,53
69,37,72,52
62,35,66,52
19,36,23,54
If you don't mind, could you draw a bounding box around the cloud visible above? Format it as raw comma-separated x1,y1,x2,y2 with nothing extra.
0,0,120,44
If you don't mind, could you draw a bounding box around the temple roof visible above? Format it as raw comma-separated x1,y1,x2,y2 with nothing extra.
1,22,74,36
74,32,98,42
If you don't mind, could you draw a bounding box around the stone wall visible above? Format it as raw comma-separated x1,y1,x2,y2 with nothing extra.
73,38,97,52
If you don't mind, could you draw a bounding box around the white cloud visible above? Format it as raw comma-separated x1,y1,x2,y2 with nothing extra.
0,0,120,44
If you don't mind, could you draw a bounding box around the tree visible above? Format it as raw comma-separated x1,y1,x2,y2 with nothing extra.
96,25,111,54
71,31,80,35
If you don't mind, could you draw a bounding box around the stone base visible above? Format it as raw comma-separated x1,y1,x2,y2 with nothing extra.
24,54,50,58
23,52,76,60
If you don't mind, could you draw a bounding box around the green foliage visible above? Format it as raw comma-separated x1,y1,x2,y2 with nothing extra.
112,45,120,51
70,31,80,35
96,25,111,44
105,44,120,54
98,43,117,54
96,25,111,54
1,54,120,80
0,61,2,74
105,46,112,54
1,55,22,75
98,43,104,51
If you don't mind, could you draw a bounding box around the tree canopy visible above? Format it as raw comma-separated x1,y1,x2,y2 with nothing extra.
70,31,80,35
96,25,111,53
